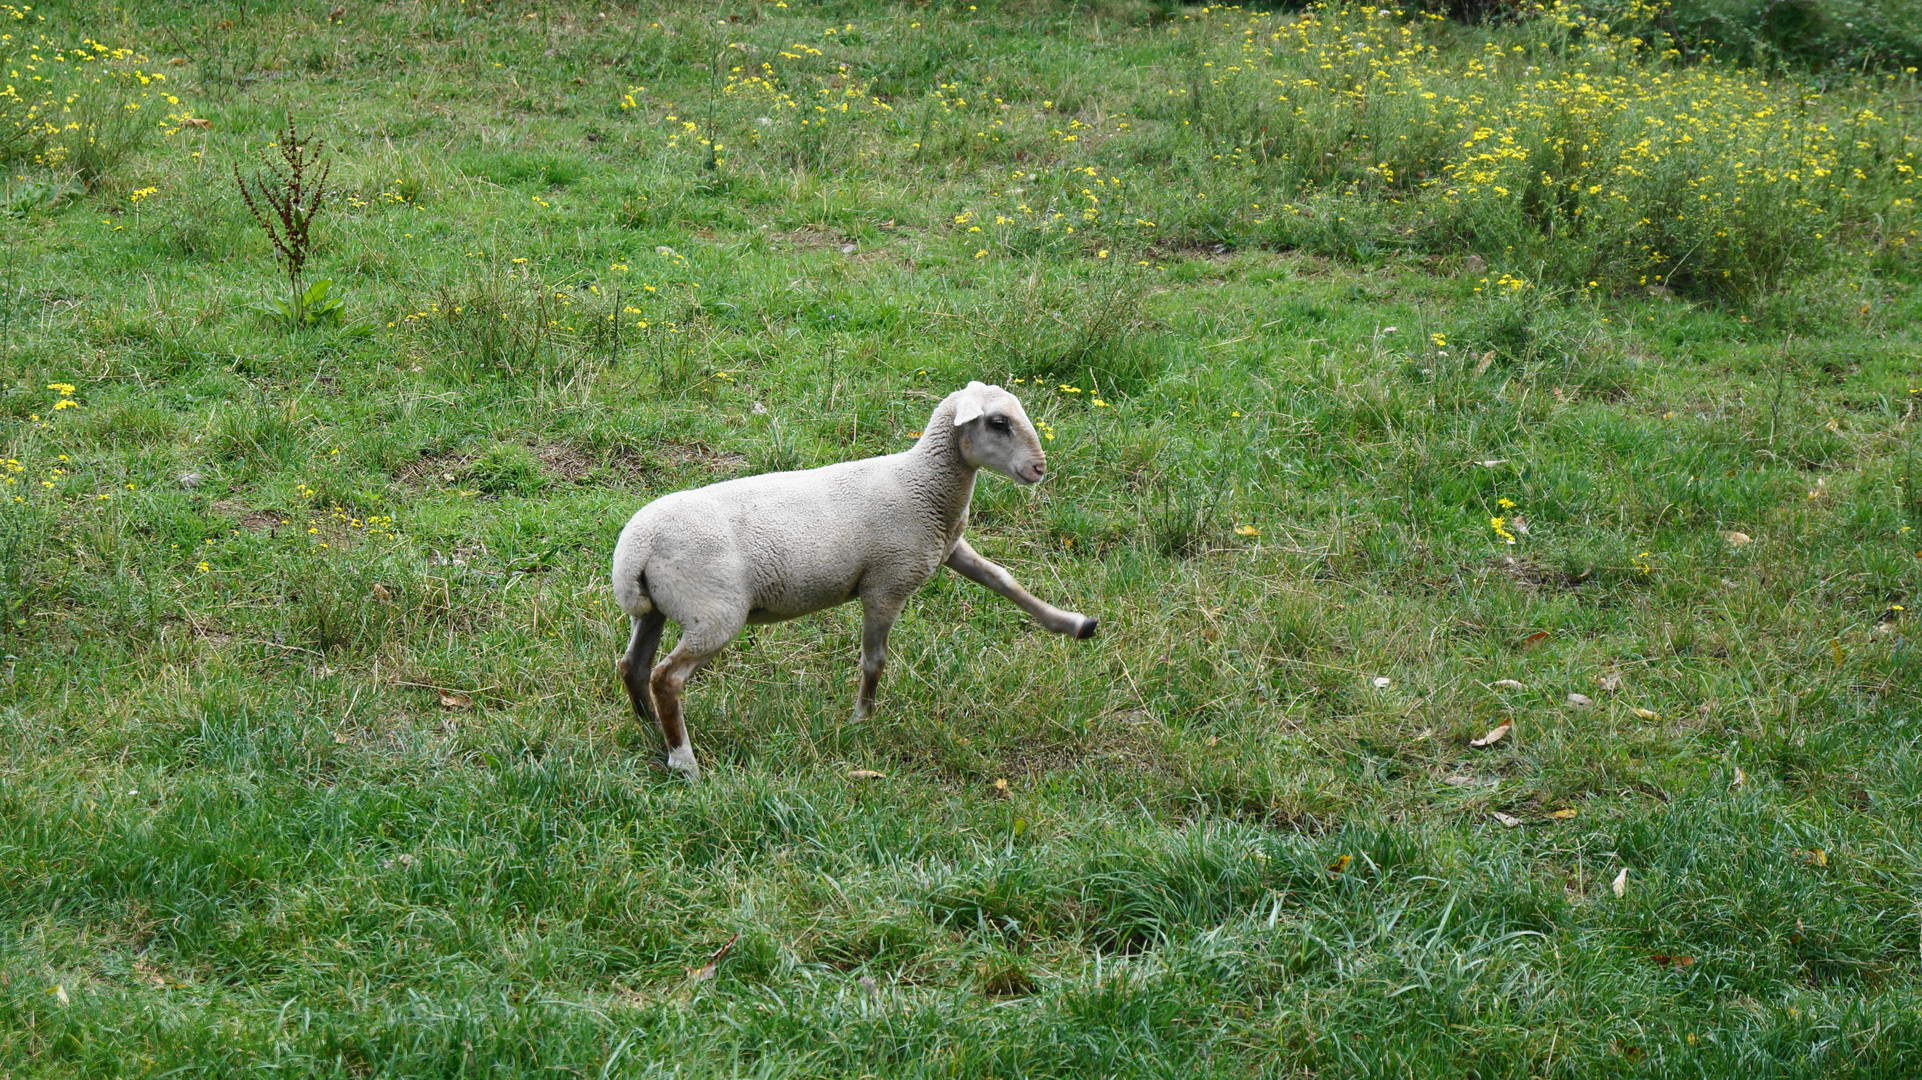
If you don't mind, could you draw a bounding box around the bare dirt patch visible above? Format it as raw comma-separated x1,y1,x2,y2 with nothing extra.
772,228,898,267
1497,555,1593,591
607,443,748,479
535,443,598,483
394,442,749,491
211,498,287,533
394,452,469,487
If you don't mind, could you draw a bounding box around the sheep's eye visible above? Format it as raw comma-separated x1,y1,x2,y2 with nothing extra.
987,416,1011,431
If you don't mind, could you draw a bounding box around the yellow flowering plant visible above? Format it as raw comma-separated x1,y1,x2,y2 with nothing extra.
0,5,190,182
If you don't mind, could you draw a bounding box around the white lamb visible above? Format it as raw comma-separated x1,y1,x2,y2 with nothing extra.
610,381,1097,780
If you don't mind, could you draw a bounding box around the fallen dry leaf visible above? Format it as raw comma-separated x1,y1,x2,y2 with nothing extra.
847,769,886,781
1721,531,1752,546
1632,707,1660,720
1474,457,1507,467
1328,855,1352,875
993,777,1009,793
1731,766,1747,789
1549,808,1579,820
1470,723,1512,748
1802,849,1829,868
1521,631,1550,651
1598,674,1623,693
51,985,69,1006
1371,676,1392,689
1567,692,1594,707
1508,514,1530,537
1493,812,1523,828
1491,679,1526,691
1649,953,1695,968
181,116,212,129
1612,867,1628,898
686,933,739,985
438,689,473,709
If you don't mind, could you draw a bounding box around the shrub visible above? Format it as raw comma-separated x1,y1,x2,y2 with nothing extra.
1663,0,1922,70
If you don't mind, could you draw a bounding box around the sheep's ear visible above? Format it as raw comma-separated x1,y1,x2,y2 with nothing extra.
953,393,985,427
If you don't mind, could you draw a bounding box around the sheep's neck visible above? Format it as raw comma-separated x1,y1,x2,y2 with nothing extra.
905,421,977,536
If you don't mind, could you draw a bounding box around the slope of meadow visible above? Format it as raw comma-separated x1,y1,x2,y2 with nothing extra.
3,1,1921,1076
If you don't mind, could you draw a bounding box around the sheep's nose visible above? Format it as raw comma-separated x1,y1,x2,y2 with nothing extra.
1030,460,1046,480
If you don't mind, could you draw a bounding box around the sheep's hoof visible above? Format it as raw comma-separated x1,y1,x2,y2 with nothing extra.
1075,617,1099,640
665,745,701,782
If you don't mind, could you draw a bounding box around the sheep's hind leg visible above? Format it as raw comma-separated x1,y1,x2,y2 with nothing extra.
945,537,1097,638
649,617,740,782
855,595,906,722
618,612,667,725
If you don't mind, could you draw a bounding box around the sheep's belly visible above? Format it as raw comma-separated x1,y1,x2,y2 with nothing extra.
743,575,861,624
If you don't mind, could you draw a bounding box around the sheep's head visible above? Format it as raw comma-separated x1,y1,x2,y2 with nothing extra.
949,381,1047,484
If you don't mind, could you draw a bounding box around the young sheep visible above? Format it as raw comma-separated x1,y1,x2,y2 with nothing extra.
610,381,1096,780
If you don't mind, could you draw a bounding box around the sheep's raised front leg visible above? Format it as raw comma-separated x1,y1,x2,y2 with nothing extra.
945,537,1097,639
855,595,906,722
648,615,740,782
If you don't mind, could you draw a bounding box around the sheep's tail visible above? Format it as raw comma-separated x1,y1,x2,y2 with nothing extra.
611,527,655,618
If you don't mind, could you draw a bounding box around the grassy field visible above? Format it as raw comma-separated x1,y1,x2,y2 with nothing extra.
3,0,1922,1075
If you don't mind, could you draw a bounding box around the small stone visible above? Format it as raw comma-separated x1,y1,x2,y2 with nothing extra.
840,243,858,255
1567,692,1594,707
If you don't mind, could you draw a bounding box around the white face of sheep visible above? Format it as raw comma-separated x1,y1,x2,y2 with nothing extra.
952,382,1048,485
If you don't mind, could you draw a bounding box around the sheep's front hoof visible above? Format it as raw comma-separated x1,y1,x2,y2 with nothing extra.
1075,616,1099,640
666,745,701,782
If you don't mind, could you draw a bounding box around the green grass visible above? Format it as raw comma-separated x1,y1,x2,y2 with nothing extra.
3,0,1922,1076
